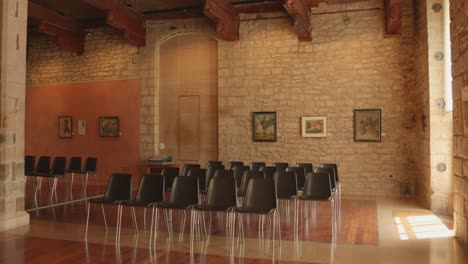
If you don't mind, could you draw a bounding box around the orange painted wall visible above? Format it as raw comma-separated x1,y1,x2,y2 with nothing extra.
25,79,141,187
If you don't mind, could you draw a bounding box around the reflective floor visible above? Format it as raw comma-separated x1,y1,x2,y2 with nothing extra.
2,192,467,263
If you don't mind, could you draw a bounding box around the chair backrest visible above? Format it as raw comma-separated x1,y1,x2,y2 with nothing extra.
221,169,234,178
320,163,339,183
286,167,306,190
67,156,82,173
303,172,332,200
272,162,289,172
36,156,51,174
50,157,67,177
227,161,244,170
205,164,225,190
250,162,266,171
206,160,222,168
260,166,276,180
168,176,199,208
83,157,97,174
135,174,165,204
181,164,200,177
238,170,263,196
162,167,179,190
205,176,237,210
103,173,132,201
233,166,249,188
241,178,277,213
313,167,336,191
296,163,313,174
274,171,297,199
25,156,36,175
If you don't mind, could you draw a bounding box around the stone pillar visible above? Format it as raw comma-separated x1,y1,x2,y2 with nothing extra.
0,0,29,231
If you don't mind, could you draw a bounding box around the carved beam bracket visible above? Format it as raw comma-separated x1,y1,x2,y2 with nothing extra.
83,0,146,47
28,1,85,55
384,0,401,36
203,0,239,41
283,0,312,42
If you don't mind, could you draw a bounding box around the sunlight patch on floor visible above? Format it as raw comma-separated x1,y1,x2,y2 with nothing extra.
393,211,454,240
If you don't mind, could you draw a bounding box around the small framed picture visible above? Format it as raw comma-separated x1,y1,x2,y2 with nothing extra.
59,116,72,138
253,112,277,142
301,116,327,137
354,109,381,142
77,120,86,136
99,117,119,137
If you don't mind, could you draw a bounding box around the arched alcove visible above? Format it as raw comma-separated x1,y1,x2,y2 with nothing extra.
158,34,218,165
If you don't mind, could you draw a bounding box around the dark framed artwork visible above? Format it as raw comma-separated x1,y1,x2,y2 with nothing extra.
99,116,120,137
59,116,72,138
354,109,381,142
253,112,277,142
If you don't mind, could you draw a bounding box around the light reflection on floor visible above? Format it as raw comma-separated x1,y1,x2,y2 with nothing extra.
393,211,454,240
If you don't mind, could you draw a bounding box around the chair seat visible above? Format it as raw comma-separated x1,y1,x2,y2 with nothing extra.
299,195,331,201
121,200,154,207
155,201,191,210
88,198,119,205
67,169,82,173
233,206,274,215
193,204,231,212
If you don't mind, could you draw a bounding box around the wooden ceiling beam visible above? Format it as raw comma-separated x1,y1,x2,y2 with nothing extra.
384,0,401,36
82,0,146,46
28,1,85,55
203,0,239,41
283,0,312,42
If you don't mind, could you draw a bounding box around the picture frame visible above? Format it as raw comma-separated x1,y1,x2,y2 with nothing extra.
59,116,73,138
77,120,86,136
253,112,277,142
301,116,327,137
99,116,120,137
354,109,381,142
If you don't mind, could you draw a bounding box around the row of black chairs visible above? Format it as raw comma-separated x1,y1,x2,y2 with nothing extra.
85,162,340,246
25,156,97,204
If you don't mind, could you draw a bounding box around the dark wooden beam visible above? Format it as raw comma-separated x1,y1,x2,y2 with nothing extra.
384,0,401,36
145,7,204,20
283,0,312,41
203,0,239,41
83,0,146,47
28,1,85,55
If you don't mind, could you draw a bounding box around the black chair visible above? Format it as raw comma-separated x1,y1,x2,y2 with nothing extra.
65,157,81,200
181,164,200,176
250,162,265,171
314,167,336,192
46,156,67,204
286,167,306,191
31,156,51,198
233,166,249,188
227,161,244,170
118,174,165,243
191,176,237,240
24,156,36,191
201,164,225,195
272,162,289,172
260,166,276,180
320,163,341,228
151,176,199,242
231,177,280,245
162,167,179,191
206,160,222,168
296,163,313,175
85,173,132,242
320,163,339,184
237,170,263,198
299,172,336,245
274,170,298,238
81,157,97,197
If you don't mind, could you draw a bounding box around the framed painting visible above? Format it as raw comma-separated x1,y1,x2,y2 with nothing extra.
354,109,381,142
59,116,72,138
301,116,327,137
99,116,120,137
253,112,277,142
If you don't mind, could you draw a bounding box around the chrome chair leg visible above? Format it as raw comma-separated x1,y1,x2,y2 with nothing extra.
131,207,138,234
101,204,108,233
85,202,91,241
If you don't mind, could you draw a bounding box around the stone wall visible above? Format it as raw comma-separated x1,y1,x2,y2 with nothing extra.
450,0,468,246
26,1,421,196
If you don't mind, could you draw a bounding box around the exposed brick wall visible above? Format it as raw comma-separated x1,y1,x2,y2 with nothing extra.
450,0,468,246
26,1,422,196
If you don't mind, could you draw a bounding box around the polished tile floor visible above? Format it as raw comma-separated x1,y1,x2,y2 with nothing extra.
2,185,468,263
